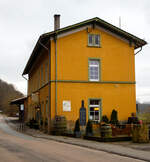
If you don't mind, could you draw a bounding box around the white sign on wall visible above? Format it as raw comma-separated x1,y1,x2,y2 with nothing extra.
63,101,71,111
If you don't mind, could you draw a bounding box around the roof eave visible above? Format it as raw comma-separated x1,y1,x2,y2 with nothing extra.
22,17,147,75
23,37,42,75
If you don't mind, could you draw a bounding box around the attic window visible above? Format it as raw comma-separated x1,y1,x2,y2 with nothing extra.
88,34,100,47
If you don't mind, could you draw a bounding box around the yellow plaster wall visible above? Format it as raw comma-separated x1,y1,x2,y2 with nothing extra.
27,47,49,121
50,27,136,121
51,83,136,121
55,28,135,82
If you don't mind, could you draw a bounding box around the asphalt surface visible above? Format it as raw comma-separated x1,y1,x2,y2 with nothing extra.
0,115,145,162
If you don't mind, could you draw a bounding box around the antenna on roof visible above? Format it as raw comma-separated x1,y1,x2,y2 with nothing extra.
119,16,121,29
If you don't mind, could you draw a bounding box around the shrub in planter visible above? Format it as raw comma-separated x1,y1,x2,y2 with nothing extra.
74,119,81,138
26,118,39,129
29,118,36,128
86,120,93,136
40,119,43,126
43,118,48,133
110,109,118,125
33,122,39,130
40,119,43,130
101,115,109,124
45,118,48,126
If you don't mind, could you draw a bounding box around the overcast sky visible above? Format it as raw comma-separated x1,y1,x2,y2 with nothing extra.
0,0,149,103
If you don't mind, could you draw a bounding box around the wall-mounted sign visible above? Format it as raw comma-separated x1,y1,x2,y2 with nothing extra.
94,107,99,111
63,101,71,111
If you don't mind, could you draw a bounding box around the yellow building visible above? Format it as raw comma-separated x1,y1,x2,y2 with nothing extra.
23,15,147,132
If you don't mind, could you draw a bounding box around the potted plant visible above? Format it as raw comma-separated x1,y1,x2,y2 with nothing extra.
74,119,81,138
44,118,48,133
86,120,93,137
110,109,118,125
101,115,109,124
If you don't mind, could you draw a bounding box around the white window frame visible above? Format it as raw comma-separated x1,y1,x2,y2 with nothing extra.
89,99,101,122
88,34,100,47
89,59,100,82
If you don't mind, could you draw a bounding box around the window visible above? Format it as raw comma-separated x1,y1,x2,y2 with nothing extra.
41,66,43,86
41,102,44,118
89,99,100,122
45,62,48,83
45,99,48,117
38,71,40,88
88,34,100,47
89,59,100,81
36,73,38,89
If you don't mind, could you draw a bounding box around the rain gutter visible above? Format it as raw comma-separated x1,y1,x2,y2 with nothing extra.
135,46,142,55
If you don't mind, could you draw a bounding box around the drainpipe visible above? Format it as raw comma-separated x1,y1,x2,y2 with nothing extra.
135,46,142,55
54,14,60,116
54,35,58,116
48,40,51,134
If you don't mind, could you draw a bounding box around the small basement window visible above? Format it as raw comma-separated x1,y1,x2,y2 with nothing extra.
88,34,100,47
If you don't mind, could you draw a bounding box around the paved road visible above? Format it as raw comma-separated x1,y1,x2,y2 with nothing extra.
0,116,144,162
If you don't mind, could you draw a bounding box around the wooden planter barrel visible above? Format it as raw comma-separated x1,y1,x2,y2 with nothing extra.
53,116,67,135
100,124,112,138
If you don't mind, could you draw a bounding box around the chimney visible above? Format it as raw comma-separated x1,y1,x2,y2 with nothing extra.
54,14,60,31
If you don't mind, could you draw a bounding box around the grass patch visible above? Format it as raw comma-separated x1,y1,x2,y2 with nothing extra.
138,113,150,123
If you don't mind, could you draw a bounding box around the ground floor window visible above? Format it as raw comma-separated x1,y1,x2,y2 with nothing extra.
89,99,101,122
45,99,48,118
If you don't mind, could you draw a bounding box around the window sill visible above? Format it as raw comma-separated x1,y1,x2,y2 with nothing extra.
89,80,100,82
87,45,101,48
91,120,100,124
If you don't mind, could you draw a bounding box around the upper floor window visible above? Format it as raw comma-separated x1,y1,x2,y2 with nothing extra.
41,101,44,118
45,99,48,117
45,62,48,83
38,71,40,88
88,34,100,47
89,59,100,81
41,66,43,86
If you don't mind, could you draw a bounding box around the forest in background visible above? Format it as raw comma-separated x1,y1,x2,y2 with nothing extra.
0,79,24,116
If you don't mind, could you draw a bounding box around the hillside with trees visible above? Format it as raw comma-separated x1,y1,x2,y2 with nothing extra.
0,79,24,116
